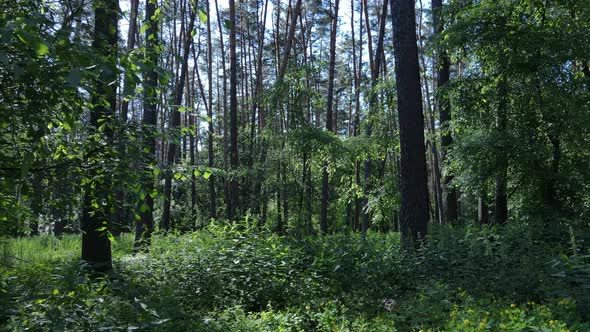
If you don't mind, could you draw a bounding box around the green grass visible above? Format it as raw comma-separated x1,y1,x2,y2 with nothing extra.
0,233,136,267
1,222,589,331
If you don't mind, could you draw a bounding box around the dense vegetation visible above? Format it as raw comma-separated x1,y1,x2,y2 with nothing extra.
1,0,590,330
2,223,590,330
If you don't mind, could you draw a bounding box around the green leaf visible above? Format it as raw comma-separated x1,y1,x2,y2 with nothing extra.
35,39,49,57
16,30,49,57
52,289,59,295
199,10,208,23
203,169,213,180
224,19,231,30
107,231,116,244
174,172,182,180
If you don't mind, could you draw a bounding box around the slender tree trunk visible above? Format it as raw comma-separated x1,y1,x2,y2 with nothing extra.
352,0,363,231
432,0,458,223
391,0,430,249
249,0,269,217
206,0,216,220
361,0,388,237
82,0,118,271
228,0,240,220
418,0,444,224
320,0,339,235
494,76,508,225
478,192,489,224
277,0,303,82
134,0,159,252
161,8,196,231
112,0,139,235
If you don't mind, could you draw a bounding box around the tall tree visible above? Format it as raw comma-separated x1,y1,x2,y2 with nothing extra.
135,0,158,252
161,5,196,231
494,76,508,225
432,0,457,223
390,0,430,248
81,0,118,270
228,0,239,220
320,0,339,234
361,0,388,237
206,0,216,220
112,0,139,235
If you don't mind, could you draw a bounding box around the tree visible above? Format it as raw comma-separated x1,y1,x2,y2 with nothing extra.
206,0,217,220
135,0,158,252
390,0,430,248
228,0,239,220
320,0,339,235
361,0,388,237
432,0,458,224
161,5,196,231
81,0,118,271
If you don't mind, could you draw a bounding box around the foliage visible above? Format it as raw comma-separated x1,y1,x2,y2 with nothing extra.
2,222,590,330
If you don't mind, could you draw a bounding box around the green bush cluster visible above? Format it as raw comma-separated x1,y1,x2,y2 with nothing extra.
1,222,589,331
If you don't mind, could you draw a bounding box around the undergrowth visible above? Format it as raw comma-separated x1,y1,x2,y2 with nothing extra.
1,221,589,331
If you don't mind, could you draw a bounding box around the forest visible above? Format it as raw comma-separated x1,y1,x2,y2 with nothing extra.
1,0,590,330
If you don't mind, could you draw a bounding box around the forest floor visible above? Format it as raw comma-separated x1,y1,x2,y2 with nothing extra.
1,222,589,331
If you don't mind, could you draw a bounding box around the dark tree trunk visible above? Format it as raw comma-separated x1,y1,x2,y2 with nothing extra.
82,0,118,271
494,77,508,225
352,0,363,232
229,0,239,220
206,0,216,220
30,173,42,235
320,0,339,235
391,0,430,249
361,0,388,238
478,193,489,225
161,8,196,231
134,0,158,252
113,0,139,234
432,0,457,224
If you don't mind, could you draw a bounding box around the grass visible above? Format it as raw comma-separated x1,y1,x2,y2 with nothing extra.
0,232,137,266
1,222,589,331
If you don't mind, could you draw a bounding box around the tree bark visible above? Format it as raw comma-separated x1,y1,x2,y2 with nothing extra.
391,0,430,249
228,0,240,220
494,76,508,225
161,7,196,231
320,0,339,235
206,0,216,220
135,0,158,252
82,0,118,271
432,0,458,224
362,0,388,237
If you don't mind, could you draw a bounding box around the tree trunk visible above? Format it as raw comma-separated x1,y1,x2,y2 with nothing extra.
432,0,458,224
206,0,216,220
391,0,430,249
82,0,117,271
134,0,159,252
494,77,508,225
478,193,489,225
228,0,240,220
362,0,388,237
161,8,196,231
320,0,339,235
